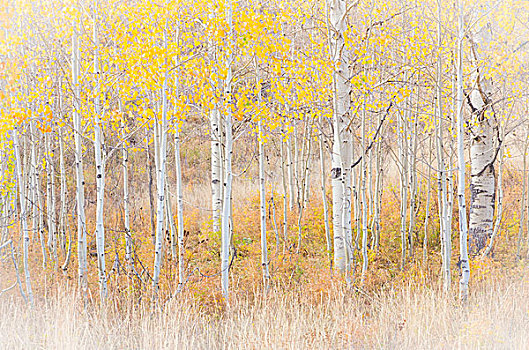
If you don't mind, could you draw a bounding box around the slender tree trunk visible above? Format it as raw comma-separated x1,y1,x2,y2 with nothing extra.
152,24,170,298
221,0,234,300
328,0,352,273
72,20,88,298
456,0,470,301
516,128,528,259
174,128,185,286
319,117,332,269
45,132,57,268
258,119,270,288
12,125,33,305
93,1,108,300
121,114,133,269
211,107,222,237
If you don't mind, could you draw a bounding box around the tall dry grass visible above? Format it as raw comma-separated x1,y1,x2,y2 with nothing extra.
1,276,529,349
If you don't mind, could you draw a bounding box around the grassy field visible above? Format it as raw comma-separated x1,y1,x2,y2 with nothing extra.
1,274,529,349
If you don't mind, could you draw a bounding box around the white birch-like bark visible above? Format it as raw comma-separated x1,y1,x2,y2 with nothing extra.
258,119,270,288
209,27,223,237
287,131,295,210
423,137,433,260
59,128,67,255
152,30,169,298
45,132,57,268
361,95,368,282
398,107,408,268
174,128,185,286
280,135,288,248
30,121,46,267
12,125,33,305
456,0,470,301
516,128,528,259
408,107,418,257
93,1,108,300
210,107,222,236
373,139,382,250
319,118,332,268
484,145,503,257
255,63,270,287
328,0,352,273
72,20,88,296
467,13,496,255
436,4,451,290
121,112,132,269
221,0,235,300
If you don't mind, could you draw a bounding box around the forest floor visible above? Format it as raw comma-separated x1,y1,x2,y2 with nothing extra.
1,164,529,348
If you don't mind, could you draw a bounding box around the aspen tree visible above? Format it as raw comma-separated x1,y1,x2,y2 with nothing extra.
58,96,69,260
30,120,46,267
45,132,57,268
318,116,332,268
72,19,88,298
152,22,170,298
516,127,528,259
209,11,223,239
92,0,108,300
173,25,185,286
121,113,133,269
256,63,270,289
467,7,497,255
456,0,470,302
435,0,451,291
12,124,33,305
328,0,352,273
221,0,235,299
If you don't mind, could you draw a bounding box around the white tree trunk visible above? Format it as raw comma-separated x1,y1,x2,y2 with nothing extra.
93,1,108,300
221,0,234,300
258,119,270,288
328,0,352,273
121,114,133,270
211,107,222,237
45,132,57,268
12,125,33,305
175,129,185,286
152,25,170,297
467,15,496,255
72,20,88,297
319,117,332,268
30,121,46,268
436,1,451,291
456,0,470,302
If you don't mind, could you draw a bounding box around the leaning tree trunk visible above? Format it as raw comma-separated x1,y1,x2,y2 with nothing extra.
467,16,496,256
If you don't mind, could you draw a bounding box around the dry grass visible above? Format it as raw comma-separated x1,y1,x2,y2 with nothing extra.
2,276,529,349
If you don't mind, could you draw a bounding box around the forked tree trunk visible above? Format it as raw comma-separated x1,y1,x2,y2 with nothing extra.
152,25,170,298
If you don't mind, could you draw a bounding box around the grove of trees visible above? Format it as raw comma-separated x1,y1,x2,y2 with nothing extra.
1,0,528,310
